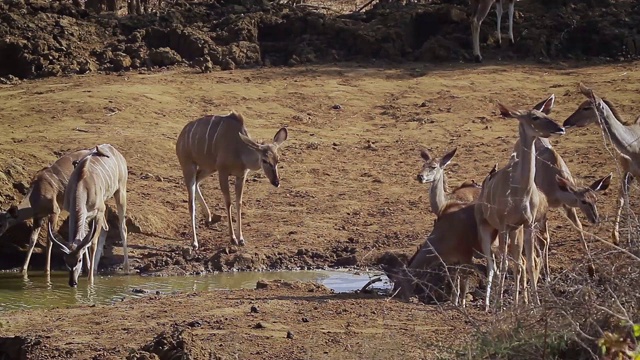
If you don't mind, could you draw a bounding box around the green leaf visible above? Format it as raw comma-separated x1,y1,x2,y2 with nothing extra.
633,324,640,338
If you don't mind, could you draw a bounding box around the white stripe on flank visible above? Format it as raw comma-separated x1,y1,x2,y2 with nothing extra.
204,116,215,156
188,122,197,149
208,117,223,156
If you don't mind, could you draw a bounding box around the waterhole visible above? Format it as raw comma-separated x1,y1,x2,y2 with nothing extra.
0,270,390,311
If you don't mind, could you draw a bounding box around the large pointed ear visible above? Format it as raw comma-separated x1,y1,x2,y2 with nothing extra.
590,173,612,192
555,175,572,192
8,205,18,219
94,145,110,158
579,82,596,102
239,132,261,151
420,149,431,162
440,148,457,168
533,94,555,115
272,127,288,146
497,102,521,118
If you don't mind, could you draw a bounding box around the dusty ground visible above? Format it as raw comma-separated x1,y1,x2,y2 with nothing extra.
0,281,486,359
0,60,639,358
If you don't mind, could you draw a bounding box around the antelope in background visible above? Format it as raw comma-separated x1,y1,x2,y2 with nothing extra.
416,147,482,218
476,94,564,311
564,83,640,245
0,149,93,274
49,144,129,287
175,111,288,250
471,0,517,63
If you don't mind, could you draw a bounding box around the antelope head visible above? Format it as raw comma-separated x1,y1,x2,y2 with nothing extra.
0,205,19,235
239,127,288,188
49,220,97,287
497,94,565,138
416,148,457,184
555,174,612,224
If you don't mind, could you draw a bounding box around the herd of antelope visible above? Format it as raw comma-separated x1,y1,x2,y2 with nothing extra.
384,83,639,311
0,80,635,310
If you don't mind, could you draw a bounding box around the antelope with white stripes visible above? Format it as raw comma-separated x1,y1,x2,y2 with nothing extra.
0,149,93,274
176,111,288,250
49,144,129,287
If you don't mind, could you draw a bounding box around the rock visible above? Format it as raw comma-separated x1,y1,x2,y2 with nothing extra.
333,255,358,267
220,57,235,71
12,181,29,195
0,75,21,85
286,330,294,339
253,322,266,329
250,305,259,313
111,52,132,71
148,47,182,67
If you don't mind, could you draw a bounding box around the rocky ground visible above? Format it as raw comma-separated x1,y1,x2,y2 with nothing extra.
1,0,639,81
1,1,640,358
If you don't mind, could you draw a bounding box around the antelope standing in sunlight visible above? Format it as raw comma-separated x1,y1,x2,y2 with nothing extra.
175,111,288,250
564,83,640,245
471,0,518,63
0,149,93,274
49,145,129,287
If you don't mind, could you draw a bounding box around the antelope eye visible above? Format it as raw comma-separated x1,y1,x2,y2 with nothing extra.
531,115,540,120
581,200,588,204
262,160,270,165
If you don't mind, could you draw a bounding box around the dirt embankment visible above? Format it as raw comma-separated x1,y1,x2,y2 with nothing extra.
1,0,640,81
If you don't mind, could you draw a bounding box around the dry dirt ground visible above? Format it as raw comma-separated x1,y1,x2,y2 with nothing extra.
0,60,639,358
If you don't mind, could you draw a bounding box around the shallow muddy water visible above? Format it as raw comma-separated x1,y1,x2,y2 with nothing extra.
0,270,390,311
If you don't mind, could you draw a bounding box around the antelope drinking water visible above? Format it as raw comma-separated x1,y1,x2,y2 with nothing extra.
0,149,93,274
49,144,129,287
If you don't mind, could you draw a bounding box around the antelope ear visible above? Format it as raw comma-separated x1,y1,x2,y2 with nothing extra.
555,175,571,192
272,127,288,146
579,83,596,102
420,149,431,162
534,94,555,115
7,205,18,219
590,173,612,192
94,145,110,158
440,148,457,168
497,102,522,118
239,133,261,151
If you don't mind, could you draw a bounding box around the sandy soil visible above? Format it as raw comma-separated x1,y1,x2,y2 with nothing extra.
0,60,639,358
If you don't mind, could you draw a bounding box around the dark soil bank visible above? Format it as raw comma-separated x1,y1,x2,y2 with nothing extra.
1,0,640,80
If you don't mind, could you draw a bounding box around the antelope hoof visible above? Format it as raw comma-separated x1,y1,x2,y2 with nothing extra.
205,214,223,226
495,40,502,49
238,238,246,246
230,237,239,246
191,242,199,251
474,54,483,63
509,38,515,46
611,230,620,246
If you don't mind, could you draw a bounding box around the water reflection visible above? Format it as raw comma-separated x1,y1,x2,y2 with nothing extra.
0,270,390,311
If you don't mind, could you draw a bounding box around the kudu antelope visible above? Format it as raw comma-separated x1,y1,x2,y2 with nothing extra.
49,144,128,287
510,95,612,279
417,148,482,217
0,149,93,274
564,83,640,245
176,111,288,250
475,94,565,311
383,158,492,306
471,0,517,63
